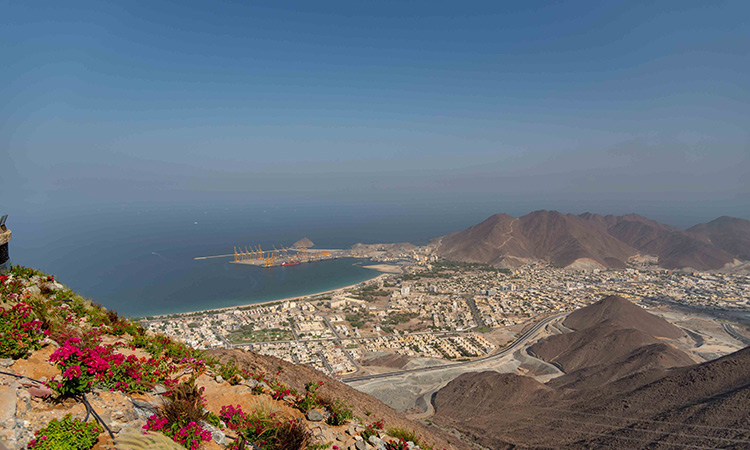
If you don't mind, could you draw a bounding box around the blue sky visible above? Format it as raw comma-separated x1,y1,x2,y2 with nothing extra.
2,1,748,226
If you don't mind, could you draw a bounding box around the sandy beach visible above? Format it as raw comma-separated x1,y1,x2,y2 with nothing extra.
149,271,392,319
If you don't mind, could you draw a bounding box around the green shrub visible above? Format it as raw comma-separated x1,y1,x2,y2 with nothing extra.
9,264,44,280
294,381,322,413
0,301,47,359
28,415,101,450
217,360,243,385
322,398,353,426
385,428,418,443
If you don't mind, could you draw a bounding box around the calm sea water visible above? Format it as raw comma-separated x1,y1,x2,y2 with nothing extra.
8,203,477,317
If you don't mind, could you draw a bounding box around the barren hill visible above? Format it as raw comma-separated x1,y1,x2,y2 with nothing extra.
292,237,315,248
206,348,466,450
579,213,736,269
432,295,729,449
436,210,749,270
529,296,689,380
689,215,750,261
433,347,750,449
563,294,684,339
437,210,636,269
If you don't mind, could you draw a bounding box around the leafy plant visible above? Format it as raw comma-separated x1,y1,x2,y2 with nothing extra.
361,420,384,441
321,398,353,426
9,264,44,280
0,301,47,359
143,416,212,450
217,360,244,385
294,381,322,413
48,338,168,396
221,405,310,450
160,378,210,426
384,439,410,450
385,428,418,444
28,415,101,450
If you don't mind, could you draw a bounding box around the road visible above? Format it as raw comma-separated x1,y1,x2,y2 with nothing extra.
722,323,750,346
322,316,361,374
342,312,567,383
465,296,485,328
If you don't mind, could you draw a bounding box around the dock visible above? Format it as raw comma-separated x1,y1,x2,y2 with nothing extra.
231,244,349,267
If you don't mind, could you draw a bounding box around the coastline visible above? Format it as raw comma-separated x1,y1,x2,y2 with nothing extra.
145,267,398,319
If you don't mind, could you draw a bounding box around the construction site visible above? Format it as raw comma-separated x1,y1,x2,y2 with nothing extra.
231,245,339,267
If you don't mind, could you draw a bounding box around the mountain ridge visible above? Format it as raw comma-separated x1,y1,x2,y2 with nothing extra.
436,211,749,270
432,295,750,449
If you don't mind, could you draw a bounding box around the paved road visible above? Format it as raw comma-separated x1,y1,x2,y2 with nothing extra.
342,312,567,383
322,316,362,374
465,296,485,328
722,323,750,346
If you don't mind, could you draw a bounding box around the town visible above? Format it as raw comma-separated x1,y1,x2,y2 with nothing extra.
141,254,750,378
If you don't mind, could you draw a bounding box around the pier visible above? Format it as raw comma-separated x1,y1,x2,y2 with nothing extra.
231,244,342,267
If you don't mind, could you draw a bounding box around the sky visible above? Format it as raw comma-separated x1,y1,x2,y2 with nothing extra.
2,0,749,228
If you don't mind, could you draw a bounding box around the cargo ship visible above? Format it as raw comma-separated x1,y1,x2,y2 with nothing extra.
281,261,302,266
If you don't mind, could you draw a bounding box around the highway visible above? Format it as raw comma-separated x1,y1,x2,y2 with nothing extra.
342,312,567,383
722,323,750,346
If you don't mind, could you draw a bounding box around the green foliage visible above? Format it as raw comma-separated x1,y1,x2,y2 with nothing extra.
160,378,210,427
308,443,332,450
385,428,418,443
9,264,45,280
386,312,418,325
294,381,322,413
0,301,47,359
352,284,389,302
217,360,244,385
385,428,434,450
345,313,367,329
222,405,311,450
28,415,101,450
322,398,353,426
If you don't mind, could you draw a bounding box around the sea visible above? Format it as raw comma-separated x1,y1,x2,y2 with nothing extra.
8,203,479,317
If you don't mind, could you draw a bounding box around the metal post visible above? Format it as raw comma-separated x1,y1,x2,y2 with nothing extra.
0,214,10,273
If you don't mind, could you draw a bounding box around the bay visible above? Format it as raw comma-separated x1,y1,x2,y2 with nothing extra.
7,203,469,317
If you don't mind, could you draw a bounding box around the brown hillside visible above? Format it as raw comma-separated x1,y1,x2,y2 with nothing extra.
432,294,748,449
292,237,315,248
529,323,666,373
689,215,750,261
433,347,750,449
547,342,696,390
432,372,554,450
437,210,746,270
437,213,532,266
207,348,470,450
563,295,684,339
579,213,736,270
437,211,637,268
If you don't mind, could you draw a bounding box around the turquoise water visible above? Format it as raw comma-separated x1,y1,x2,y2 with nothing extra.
8,204,468,317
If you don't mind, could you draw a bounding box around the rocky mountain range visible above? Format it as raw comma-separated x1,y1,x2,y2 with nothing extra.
435,210,750,270
431,296,750,449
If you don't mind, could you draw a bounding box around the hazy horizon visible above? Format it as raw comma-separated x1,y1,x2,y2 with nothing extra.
3,1,749,228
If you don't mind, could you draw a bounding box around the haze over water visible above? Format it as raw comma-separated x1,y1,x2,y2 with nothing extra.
3,2,749,315
10,204,480,317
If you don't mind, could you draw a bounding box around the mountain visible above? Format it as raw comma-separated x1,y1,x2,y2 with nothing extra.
579,213,736,270
434,348,750,449
432,296,750,449
292,237,315,248
689,216,750,261
437,210,636,269
436,210,749,270
562,294,684,339
528,296,692,388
